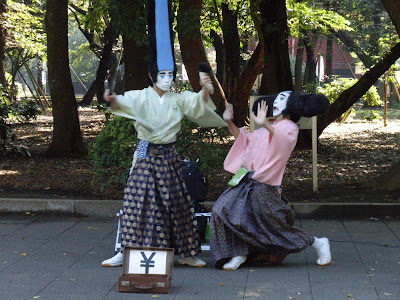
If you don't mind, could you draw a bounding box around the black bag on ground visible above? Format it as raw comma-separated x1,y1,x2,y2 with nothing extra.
180,158,208,212
180,158,209,241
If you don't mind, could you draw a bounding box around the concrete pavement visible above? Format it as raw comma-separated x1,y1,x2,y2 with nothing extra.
1,211,400,299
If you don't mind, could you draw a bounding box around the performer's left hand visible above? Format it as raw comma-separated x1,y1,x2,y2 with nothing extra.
250,100,268,126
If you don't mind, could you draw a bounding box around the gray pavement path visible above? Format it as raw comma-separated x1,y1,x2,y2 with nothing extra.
1,213,400,300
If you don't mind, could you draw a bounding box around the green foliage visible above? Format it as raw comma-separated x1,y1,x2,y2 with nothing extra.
200,0,256,50
6,1,46,57
68,22,99,83
89,115,230,191
176,118,230,174
363,110,382,121
313,0,396,65
287,0,352,38
89,116,137,190
11,98,41,122
318,76,381,106
0,89,36,156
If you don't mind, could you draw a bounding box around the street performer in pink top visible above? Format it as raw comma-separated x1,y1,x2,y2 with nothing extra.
210,91,331,271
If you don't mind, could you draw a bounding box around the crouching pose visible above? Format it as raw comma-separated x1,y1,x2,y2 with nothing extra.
210,91,331,271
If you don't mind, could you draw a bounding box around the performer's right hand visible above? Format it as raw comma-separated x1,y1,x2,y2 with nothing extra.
103,89,116,102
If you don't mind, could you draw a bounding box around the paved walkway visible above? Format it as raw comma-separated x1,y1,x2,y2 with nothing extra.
1,213,400,300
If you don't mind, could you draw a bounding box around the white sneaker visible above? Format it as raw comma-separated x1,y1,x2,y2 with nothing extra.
222,255,247,271
101,252,124,267
178,256,206,267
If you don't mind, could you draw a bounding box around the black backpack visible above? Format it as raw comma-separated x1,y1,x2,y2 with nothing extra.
180,158,208,213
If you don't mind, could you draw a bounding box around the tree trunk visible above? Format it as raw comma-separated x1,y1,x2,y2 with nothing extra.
381,0,400,36
177,0,226,113
210,29,224,84
0,0,7,88
123,35,147,91
302,31,317,87
221,3,240,101
294,38,304,91
45,0,86,156
79,27,116,106
258,0,293,95
372,0,400,191
325,35,333,76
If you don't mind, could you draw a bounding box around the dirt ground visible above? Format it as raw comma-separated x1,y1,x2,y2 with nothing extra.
0,107,399,203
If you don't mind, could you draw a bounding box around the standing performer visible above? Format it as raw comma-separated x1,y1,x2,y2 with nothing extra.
101,0,226,268
210,91,331,271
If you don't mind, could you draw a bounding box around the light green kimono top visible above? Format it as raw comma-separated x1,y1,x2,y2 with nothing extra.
111,87,227,144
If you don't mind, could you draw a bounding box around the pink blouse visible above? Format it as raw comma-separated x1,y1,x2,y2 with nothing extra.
224,119,299,186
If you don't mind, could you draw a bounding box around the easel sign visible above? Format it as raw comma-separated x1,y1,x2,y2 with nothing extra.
249,96,319,192
118,247,174,294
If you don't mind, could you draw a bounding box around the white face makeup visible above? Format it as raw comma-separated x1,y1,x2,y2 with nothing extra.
273,91,291,116
155,71,174,91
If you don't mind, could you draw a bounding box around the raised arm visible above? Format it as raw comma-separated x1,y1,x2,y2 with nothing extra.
223,102,240,138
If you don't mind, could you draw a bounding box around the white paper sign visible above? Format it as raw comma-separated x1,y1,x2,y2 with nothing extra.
128,250,167,275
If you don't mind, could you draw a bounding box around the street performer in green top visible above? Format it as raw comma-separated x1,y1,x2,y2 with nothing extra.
101,0,226,268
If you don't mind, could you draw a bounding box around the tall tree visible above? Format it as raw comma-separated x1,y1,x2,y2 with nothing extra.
0,0,7,88
370,0,400,191
258,0,293,95
178,0,264,125
45,0,86,156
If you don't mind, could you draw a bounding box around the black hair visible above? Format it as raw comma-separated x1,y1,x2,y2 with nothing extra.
252,91,329,123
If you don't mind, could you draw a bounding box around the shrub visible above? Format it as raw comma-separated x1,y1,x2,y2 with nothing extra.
318,76,381,106
89,116,137,191
0,91,38,156
89,116,231,191
317,76,381,121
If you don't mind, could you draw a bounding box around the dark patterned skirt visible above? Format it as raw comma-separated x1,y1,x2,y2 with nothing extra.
120,142,200,258
210,176,314,267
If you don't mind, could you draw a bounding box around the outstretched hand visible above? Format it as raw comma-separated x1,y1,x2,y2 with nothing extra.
250,100,268,126
103,89,116,102
223,102,234,121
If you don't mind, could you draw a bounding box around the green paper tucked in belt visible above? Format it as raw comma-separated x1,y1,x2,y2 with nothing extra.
228,167,249,186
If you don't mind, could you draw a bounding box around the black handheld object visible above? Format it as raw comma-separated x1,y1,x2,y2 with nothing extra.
252,92,330,123
198,62,214,94
198,62,212,73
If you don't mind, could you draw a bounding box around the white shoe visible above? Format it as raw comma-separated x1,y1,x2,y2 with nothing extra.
312,237,331,266
101,252,124,267
178,256,206,267
222,255,247,271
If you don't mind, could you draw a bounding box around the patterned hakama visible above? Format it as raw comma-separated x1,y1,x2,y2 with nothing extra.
210,176,314,267
120,142,200,258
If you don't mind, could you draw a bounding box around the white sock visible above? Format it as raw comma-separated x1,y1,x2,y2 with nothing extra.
222,255,247,271
312,237,331,266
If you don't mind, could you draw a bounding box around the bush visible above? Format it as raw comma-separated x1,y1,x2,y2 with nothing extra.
89,116,231,191
0,91,39,156
89,116,137,191
318,76,381,106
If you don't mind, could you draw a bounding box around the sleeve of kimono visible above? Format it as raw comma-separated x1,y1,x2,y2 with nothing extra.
223,127,250,174
252,122,299,185
176,91,227,127
109,89,154,132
